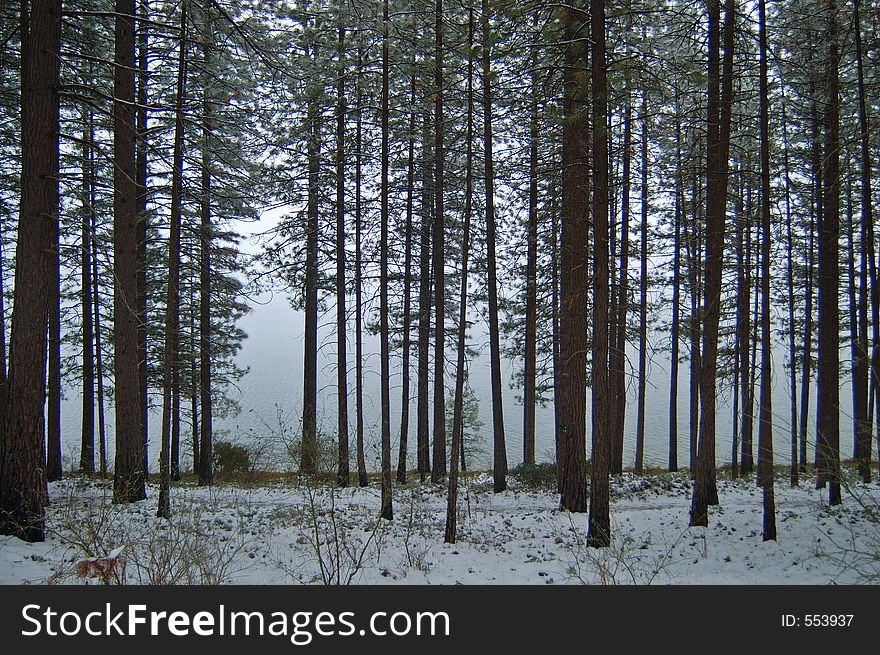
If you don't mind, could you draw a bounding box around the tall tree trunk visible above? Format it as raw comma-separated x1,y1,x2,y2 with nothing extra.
136,0,149,477
853,0,874,483
846,184,860,461
691,0,734,526
335,19,350,488
416,106,433,482
80,115,95,473
588,0,611,547
379,0,393,520
669,89,682,473
0,0,60,541
558,3,589,514
301,38,320,476
801,98,819,474
550,187,562,490
113,0,147,503
446,6,476,544
757,0,776,540
636,83,648,474
46,188,61,482
197,10,213,486
781,93,799,486
816,0,841,506
431,0,446,484
611,61,631,476
354,42,368,487
685,164,702,476
483,0,506,492
397,57,417,485
94,199,107,478
0,220,6,416
522,11,539,468
737,166,753,476
189,275,199,475
158,1,187,518
732,164,743,478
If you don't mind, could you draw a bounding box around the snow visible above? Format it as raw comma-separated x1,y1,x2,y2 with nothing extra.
1,470,878,585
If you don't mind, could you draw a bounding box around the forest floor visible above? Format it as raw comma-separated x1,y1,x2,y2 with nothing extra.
1,468,878,585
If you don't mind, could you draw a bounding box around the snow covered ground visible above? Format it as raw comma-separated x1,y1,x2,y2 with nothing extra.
1,470,878,585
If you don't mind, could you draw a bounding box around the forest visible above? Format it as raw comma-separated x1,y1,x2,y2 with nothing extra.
1,0,879,585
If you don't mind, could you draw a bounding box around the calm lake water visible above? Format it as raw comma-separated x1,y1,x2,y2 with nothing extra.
60,289,850,474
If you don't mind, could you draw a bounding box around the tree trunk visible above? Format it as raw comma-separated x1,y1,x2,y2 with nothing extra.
853,0,874,483
816,0,841,505
738,165,753,476
189,275,199,475
611,61,631,476
669,89,682,473
197,11,213,486
431,0,446,484
558,3,589,514
685,164,702,476
691,0,734,526
483,0,506,492
416,105,433,482
379,0,393,520
0,0,60,541
636,83,648,474
158,2,187,518
523,12,539,468
354,42,368,487
47,188,61,482
757,0,776,540
80,115,95,474
588,0,611,547
94,199,107,478
136,0,149,477
301,37,320,476
397,57,417,485
780,93,799,487
446,7,476,544
113,0,146,504
335,20,350,488
732,165,743,478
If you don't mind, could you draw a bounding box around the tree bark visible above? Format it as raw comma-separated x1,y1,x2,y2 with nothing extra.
853,0,874,483
112,0,146,503
354,42,368,487
523,11,539,468
397,56,417,485
158,1,187,518
379,0,393,520
669,89,682,473
691,0,734,526
611,59,631,476
301,37,320,475
483,0,506,492
136,0,149,477
416,105,432,482
636,82,649,475
47,185,61,482
0,0,61,541
557,4,589,514
431,0,446,484
446,6,476,544
197,12,213,486
757,0,776,540
80,115,95,474
335,19,350,488
816,0,841,505
588,0,611,547
780,93,799,487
